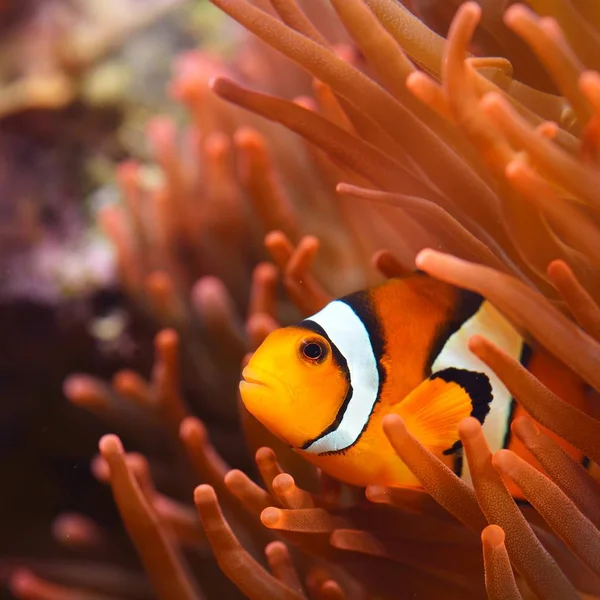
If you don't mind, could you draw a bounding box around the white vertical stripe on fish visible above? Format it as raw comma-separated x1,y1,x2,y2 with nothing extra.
303,300,380,454
431,301,524,482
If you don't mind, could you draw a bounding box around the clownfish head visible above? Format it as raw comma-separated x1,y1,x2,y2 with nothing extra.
240,323,351,449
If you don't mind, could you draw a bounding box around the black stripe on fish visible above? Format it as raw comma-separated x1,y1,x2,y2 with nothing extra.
453,450,464,478
431,367,493,456
341,288,387,408
425,289,484,373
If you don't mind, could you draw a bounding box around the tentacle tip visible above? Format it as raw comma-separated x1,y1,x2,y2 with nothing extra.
98,434,124,457
62,374,89,403
381,414,406,438
511,415,538,437
224,469,244,488
329,530,345,547
264,230,286,247
273,472,294,492
293,95,315,110
482,524,505,546
332,42,357,62
322,580,344,595
546,259,568,278
405,71,423,87
9,569,35,594
234,126,264,152
459,1,482,20
467,333,487,352
208,76,224,92
503,3,529,26
192,275,226,306
457,416,482,439
194,484,217,506
382,414,407,447
90,454,108,482
414,248,438,269
382,413,404,432
479,90,505,113
504,159,525,180
492,449,517,475
179,416,207,444
254,261,278,280
111,369,131,389
301,234,319,248
371,249,386,263
579,70,600,91
364,484,385,503
265,540,287,559
255,446,276,462
260,506,281,528
52,512,99,547
538,15,561,37
155,327,178,350
335,182,350,195
204,130,230,154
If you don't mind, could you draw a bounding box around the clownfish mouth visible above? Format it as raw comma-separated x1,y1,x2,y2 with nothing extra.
239,366,278,422
240,367,268,387
239,366,298,448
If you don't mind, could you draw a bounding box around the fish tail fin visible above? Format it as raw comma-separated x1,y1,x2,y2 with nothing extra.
394,367,493,455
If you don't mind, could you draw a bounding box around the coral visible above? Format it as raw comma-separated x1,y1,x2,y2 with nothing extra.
7,0,600,599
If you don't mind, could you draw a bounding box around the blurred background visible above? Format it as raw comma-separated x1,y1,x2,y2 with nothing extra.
0,0,233,592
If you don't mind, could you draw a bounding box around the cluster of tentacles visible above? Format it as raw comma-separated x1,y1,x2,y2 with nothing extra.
7,0,600,598
9,247,600,599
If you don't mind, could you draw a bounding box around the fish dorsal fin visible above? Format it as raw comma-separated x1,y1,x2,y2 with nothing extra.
394,368,493,454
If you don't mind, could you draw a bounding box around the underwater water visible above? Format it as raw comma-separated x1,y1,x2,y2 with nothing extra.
1,1,600,599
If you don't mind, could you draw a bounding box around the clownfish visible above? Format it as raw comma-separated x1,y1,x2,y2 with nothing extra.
240,273,591,495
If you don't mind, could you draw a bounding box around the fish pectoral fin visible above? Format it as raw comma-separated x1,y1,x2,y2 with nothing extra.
394,367,493,455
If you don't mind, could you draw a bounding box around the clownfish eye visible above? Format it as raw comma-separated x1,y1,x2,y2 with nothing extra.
300,339,327,363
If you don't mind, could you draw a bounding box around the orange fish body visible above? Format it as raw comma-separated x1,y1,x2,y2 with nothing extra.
240,274,590,497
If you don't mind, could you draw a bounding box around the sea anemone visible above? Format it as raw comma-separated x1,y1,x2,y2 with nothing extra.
7,0,600,599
